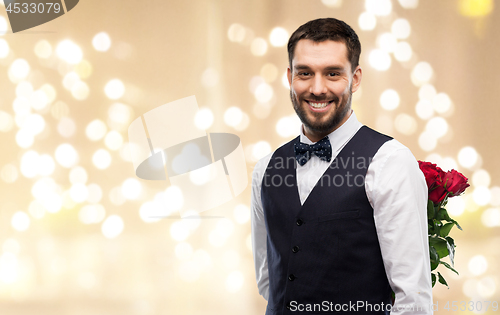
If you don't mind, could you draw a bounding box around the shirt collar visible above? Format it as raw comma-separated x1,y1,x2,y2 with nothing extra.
299,110,363,157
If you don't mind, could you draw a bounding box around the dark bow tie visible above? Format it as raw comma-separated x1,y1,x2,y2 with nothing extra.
294,136,332,166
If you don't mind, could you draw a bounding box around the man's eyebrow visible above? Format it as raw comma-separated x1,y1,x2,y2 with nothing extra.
293,65,346,71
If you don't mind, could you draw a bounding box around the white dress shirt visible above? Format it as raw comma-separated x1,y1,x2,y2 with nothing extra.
250,111,433,314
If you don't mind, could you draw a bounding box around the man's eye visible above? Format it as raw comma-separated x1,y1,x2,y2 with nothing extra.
328,72,339,77
298,72,310,76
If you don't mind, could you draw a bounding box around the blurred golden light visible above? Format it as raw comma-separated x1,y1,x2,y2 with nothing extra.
16,81,33,98
77,272,97,290
358,12,377,31
55,143,79,168
282,71,290,88
462,279,479,298
170,221,190,241
70,183,89,203
62,72,80,90
201,68,219,88
250,38,268,56
269,27,288,47
20,150,39,178
490,186,500,206
51,100,69,120
418,131,437,152
0,252,18,284
104,79,125,100
69,166,88,184
31,89,50,110
11,211,30,232
477,276,496,298
411,62,433,86
92,149,112,169
178,261,201,282
246,234,252,252
365,0,392,16
175,242,193,261
442,157,458,172
254,82,274,103
253,102,272,119
41,192,62,213
101,215,124,239
252,141,271,160
418,84,436,100
71,81,90,100
23,113,45,135
472,169,491,187
391,18,411,39
181,210,201,231
215,219,234,238
57,117,76,138
194,108,214,130
164,185,184,212
233,112,250,131
224,106,243,127
104,130,124,151
379,89,400,110
393,42,412,62
38,154,55,176
1,164,18,183
56,39,83,64
75,60,93,79
260,63,278,83
321,0,342,7
458,146,479,169
79,204,106,224
86,119,107,141
249,75,265,94
28,200,46,219
473,186,491,206
61,190,76,210
276,115,301,138
233,204,250,224
108,102,132,125
398,0,419,9
86,183,103,204
188,164,213,186
121,178,142,200
208,230,226,247
394,113,417,135
377,33,397,53
34,40,52,59
432,92,452,114
368,49,391,71
3,239,20,255
139,201,161,223
447,196,466,216
481,208,500,227
223,250,241,269
0,110,14,132
0,39,9,58
226,271,244,293
15,129,34,148
92,32,111,52
425,117,448,138
415,99,434,120
109,186,126,206
227,23,246,43
468,255,488,276
459,0,493,17
9,59,31,82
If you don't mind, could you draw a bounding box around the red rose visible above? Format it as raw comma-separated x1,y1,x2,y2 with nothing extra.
444,169,470,196
428,181,448,204
418,161,445,190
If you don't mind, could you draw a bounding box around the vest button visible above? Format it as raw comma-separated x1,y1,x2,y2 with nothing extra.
291,246,299,253
288,274,295,281
296,219,303,226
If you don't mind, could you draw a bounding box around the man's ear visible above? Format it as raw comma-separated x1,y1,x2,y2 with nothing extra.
287,66,292,87
351,66,362,93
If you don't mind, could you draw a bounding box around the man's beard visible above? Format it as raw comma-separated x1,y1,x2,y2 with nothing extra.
290,86,352,134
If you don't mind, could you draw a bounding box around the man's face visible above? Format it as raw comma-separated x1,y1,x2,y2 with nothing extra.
287,39,362,137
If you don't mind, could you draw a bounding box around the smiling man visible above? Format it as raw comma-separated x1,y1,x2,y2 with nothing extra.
251,18,433,314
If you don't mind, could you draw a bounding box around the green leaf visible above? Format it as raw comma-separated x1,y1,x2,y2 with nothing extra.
427,200,435,219
440,260,459,275
440,222,454,238
437,272,449,288
429,246,439,271
431,273,436,287
433,219,441,237
429,237,449,259
437,208,451,221
450,219,463,231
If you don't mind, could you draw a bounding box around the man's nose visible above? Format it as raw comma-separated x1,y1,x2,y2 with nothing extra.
309,75,327,96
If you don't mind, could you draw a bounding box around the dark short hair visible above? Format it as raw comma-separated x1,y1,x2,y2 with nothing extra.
287,18,361,72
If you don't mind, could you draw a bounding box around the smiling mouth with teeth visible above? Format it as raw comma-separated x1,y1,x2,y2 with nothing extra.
307,101,333,109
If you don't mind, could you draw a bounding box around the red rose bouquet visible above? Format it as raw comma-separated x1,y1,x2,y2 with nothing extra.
418,161,470,288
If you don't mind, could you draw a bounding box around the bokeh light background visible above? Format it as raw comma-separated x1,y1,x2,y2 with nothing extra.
1,0,500,314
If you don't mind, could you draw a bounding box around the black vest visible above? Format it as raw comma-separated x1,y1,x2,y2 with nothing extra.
261,126,393,314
